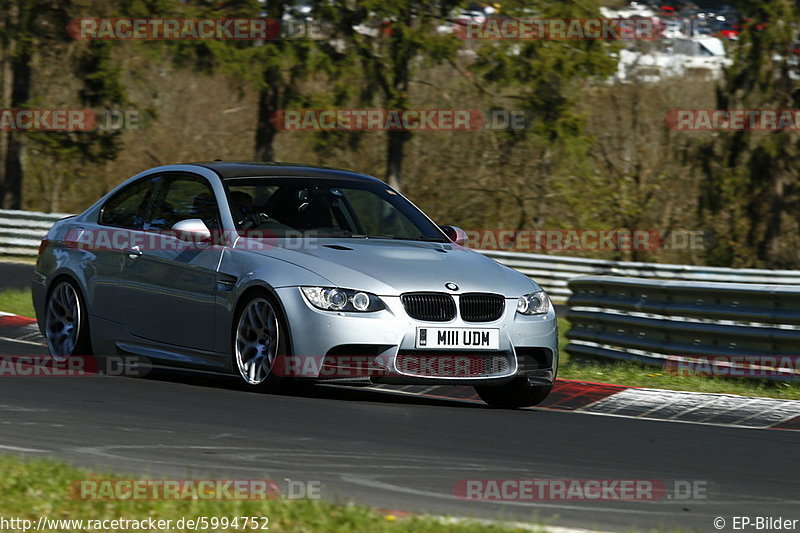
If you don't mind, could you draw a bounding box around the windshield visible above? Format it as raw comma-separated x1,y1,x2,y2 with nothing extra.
224,177,448,242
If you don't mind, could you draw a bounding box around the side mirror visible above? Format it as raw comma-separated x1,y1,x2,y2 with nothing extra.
171,219,212,243
440,225,468,246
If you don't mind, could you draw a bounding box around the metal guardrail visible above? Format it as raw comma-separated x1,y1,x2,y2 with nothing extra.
479,250,800,302
0,209,71,256
566,276,800,376
4,209,800,301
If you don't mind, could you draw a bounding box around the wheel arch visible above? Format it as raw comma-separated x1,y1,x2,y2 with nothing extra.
231,282,294,356
42,271,93,356
45,271,88,307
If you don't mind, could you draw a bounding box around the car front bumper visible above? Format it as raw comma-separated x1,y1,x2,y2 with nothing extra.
274,287,558,386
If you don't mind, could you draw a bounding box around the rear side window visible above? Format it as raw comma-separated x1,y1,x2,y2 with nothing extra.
99,176,159,229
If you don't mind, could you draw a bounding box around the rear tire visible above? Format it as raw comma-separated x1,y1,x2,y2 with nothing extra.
475,378,552,409
232,292,287,392
44,279,92,360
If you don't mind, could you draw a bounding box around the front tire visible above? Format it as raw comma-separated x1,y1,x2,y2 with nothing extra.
475,378,552,409
232,293,287,392
44,279,92,359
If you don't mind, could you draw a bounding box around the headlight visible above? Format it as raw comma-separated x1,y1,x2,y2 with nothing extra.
516,290,550,315
301,287,386,313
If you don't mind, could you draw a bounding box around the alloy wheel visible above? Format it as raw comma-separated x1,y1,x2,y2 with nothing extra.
234,297,280,385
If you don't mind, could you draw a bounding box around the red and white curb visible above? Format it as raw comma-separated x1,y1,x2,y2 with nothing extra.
374,507,600,533
0,311,37,328
575,386,800,429
2,311,798,430
430,514,599,533
0,311,41,345
370,379,800,431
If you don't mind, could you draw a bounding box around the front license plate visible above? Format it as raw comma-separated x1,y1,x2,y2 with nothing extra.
415,327,499,350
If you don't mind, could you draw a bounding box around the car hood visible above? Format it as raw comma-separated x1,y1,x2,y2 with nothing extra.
236,237,540,297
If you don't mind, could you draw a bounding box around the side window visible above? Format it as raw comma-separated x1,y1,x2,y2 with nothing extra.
146,175,221,231
227,184,278,224
99,176,159,230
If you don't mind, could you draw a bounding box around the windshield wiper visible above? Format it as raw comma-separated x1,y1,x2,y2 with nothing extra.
364,235,449,243
314,231,448,243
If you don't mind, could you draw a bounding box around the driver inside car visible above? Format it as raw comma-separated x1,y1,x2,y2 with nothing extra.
231,191,270,229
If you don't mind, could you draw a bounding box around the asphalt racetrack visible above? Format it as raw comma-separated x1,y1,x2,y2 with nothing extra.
0,262,797,531
0,260,36,290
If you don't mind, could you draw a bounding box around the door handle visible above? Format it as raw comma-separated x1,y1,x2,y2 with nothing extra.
126,245,143,259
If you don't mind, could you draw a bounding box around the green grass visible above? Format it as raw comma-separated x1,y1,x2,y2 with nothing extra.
557,317,800,400
0,287,35,318
0,455,544,532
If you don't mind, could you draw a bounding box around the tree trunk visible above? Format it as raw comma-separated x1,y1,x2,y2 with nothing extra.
0,3,11,197
764,172,784,267
254,81,279,162
1,50,31,209
384,5,413,192
253,0,287,162
0,1,31,209
386,130,409,191
2,133,24,209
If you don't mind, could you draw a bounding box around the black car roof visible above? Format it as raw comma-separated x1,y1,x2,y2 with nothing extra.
188,161,382,183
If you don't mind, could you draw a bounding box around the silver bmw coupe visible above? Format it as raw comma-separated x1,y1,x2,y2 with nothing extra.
32,162,557,408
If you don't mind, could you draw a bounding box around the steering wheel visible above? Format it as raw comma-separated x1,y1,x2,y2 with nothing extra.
238,212,270,230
